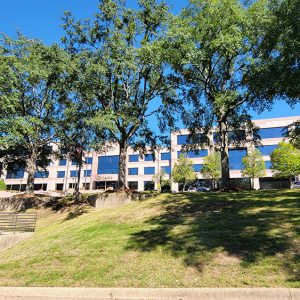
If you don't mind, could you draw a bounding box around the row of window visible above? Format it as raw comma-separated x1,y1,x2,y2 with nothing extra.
58,157,93,166
129,152,171,162
177,127,287,145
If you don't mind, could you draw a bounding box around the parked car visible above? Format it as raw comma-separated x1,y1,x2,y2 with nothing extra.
196,186,210,192
291,181,300,189
187,187,197,192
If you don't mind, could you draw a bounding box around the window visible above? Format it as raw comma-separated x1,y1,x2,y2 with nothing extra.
265,161,272,169
161,152,171,160
144,181,155,191
177,134,189,145
161,166,171,174
71,160,77,166
177,150,208,158
214,131,246,143
128,168,138,175
177,133,207,145
145,154,154,161
193,164,202,172
129,154,139,162
6,170,24,179
69,183,78,189
256,145,278,156
58,159,67,166
144,167,155,175
56,183,64,191
34,171,49,178
85,157,93,164
70,170,78,177
57,171,65,178
128,181,138,190
229,148,247,170
258,127,287,139
84,170,92,177
98,155,119,174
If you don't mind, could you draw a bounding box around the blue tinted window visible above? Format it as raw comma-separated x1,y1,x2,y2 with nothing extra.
144,167,155,175
70,170,78,177
214,131,245,143
265,161,272,169
85,157,93,164
84,170,92,177
59,159,67,166
34,171,49,178
258,127,287,139
161,152,171,160
256,145,278,156
177,150,208,158
177,135,189,145
161,166,171,174
193,164,202,172
57,171,65,178
129,154,139,162
144,181,155,191
71,160,77,166
229,148,247,170
145,154,154,161
128,168,138,175
98,155,119,174
6,170,24,179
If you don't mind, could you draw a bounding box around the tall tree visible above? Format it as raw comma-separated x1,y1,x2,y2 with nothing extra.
61,0,177,189
172,154,196,191
165,0,265,188
201,151,221,189
270,142,300,184
241,148,266,189
0,34,66,194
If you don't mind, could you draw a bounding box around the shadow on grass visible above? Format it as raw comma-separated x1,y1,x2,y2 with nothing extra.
127,190,300,281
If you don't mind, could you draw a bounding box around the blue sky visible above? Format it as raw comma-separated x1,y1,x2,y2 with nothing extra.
1,0,299,123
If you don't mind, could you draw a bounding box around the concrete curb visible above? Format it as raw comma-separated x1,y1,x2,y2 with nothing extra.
0,287,298,300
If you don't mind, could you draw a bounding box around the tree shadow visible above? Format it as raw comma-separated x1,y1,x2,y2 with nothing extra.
127,190,300,280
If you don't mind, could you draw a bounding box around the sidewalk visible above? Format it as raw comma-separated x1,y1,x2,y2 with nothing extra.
0,287,298,300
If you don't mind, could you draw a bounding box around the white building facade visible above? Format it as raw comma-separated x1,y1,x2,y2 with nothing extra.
2,116,299,192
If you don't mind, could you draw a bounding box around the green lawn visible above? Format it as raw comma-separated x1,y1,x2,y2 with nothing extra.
0,190,299,287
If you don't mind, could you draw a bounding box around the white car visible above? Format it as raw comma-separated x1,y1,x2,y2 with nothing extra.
187,187,197,192
291,181,300,189
197,186,210,192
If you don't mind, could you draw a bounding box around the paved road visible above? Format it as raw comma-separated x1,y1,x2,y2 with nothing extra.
0,287,299,300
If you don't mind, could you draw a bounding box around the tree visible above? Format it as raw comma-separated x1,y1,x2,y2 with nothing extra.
248,0,300,105
0,34,66,194
172,154,196,191
288,121,300,150
165,0,266,188
61,0,177,189
241,148,266,189
152,168,166,193
201,152,221,189
270,142,300,184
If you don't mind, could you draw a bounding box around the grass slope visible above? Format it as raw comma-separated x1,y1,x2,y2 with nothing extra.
0,190,299,287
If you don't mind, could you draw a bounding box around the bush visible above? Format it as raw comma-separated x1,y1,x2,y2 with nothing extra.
0,179,6,191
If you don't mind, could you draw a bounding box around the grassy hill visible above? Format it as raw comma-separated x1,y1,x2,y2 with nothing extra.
0,190,299,287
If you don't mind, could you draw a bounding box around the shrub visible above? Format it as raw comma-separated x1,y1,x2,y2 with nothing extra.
0,179,6,191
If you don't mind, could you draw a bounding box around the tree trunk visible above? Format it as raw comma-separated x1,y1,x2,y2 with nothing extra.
25,150,37,195
183,181,186,192
118,143,128,190
219,119,230,189
74,149,83,203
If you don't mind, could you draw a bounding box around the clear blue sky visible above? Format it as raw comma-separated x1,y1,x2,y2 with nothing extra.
1,0,299,123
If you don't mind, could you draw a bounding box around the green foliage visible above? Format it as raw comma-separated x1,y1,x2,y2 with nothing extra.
165,0,266,187
172,154,196,190
61,0,177,188
248,0,300,104
270,142,300,179
0,180,6,191
201,152,221,188
288,121,300,150
0,34,67,193
241,148,266,181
